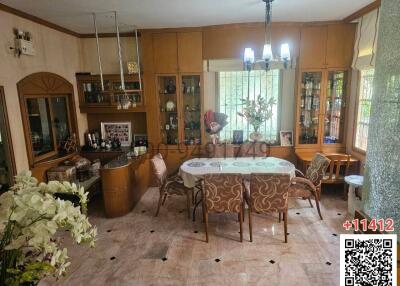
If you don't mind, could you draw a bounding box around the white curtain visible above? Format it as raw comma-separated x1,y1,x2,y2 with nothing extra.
352,9,380,70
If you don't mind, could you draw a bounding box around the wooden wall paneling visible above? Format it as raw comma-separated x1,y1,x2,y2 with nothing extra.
177,31,203,72
326,24,356,68
299,26,328,69
152,33,178,73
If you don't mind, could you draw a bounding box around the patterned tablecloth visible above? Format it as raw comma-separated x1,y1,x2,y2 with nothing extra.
179,157,296,188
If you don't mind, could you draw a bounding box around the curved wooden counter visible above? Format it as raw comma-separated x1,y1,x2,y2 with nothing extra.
100,154,150,218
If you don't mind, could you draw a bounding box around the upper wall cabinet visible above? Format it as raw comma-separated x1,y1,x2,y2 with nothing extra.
299,24,356,69
326,24,356,69
177,32,203,73
299,26,327,69
153,33,178,73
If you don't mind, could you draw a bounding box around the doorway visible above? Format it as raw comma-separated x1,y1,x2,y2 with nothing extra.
0,87,16,192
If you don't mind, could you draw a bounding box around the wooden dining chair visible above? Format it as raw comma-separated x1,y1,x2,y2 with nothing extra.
202,173,244,243
323,154,351,199
237,142,270,158
150,153,192,218
288,153,330,220
204,143,235,158
245,173,291,243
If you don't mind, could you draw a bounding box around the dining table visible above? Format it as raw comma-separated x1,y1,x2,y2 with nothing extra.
179,157,296,221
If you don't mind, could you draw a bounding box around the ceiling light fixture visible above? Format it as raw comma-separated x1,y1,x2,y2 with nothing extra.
243,0,291,71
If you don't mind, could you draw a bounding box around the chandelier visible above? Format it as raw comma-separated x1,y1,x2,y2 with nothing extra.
244,0,291,71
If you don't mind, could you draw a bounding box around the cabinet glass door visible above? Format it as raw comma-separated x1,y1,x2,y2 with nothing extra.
324,71,347,144
181,75,201,145
299,72,322,145
157,75,179,145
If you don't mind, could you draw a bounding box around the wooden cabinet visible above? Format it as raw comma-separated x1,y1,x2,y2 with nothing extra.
178,32,203,72
153,33,178,73
76,74,144,113
156,73,204,147
299,23,356,69
299,26,327,69
296,69,350,151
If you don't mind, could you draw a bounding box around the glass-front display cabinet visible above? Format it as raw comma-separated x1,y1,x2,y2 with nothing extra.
156,73,203,146
298,71,322,145
324,71,347,145
181,75,201,145
157,75,179,145
76,74,143,112
296,69,349,148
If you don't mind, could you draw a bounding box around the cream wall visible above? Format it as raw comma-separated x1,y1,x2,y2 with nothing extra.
80,37,138,74
0,10,87,172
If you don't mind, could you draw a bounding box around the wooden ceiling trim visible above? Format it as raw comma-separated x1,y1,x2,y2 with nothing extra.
343,0,381,22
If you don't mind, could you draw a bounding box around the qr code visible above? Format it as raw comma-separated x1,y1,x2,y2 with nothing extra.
340,234,397,286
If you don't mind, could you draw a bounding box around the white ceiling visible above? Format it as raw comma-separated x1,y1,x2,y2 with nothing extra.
1,0,373,33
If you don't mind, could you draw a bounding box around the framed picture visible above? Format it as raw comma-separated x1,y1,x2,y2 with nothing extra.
101,122,132,147
232,130,244,144
133,134,148,147
280,131,293,146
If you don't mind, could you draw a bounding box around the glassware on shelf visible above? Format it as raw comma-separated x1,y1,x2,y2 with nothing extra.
299,72,322,145
324,71,347,144
158,75,179,145
182,75,201,145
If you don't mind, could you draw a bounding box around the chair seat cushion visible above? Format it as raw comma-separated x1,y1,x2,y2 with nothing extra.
164,180,191,196
288,183,312,198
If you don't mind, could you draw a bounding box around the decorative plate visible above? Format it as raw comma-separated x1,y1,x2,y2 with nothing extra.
210,161,228,167
279,161,293,167
232,161,251,167
187,162,206,167
165,100,176,111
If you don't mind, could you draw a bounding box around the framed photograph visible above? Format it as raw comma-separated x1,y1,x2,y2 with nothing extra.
280,130,293,146
101,122,132,147
133,134,148,147
232,130,244,144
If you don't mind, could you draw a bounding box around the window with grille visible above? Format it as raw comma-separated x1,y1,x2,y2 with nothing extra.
354,69,374,151
217,70,280,142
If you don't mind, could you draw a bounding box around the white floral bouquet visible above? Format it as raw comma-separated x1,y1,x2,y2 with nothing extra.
0,171,97,285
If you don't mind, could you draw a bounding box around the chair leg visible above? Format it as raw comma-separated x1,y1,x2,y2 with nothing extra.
249,206,253,242
343,183,348,201
308,197,313,208
314,193,323,220
283,210,288,243
242,200,246,222
239,208,243,243
161,192,168,206
186,192,191,219
278,212,281,223
204,212,209,243
155,191,164,217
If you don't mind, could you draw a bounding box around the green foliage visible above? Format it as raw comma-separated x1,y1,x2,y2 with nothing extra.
238,94,276,132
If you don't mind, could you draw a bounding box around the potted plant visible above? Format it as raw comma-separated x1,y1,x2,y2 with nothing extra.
0,171,97,286
237,95,276,141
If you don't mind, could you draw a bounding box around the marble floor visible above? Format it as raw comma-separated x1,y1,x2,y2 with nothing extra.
40,185,350,286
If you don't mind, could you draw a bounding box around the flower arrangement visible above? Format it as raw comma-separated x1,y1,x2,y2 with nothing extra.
237,95,276,134
0,171,97,285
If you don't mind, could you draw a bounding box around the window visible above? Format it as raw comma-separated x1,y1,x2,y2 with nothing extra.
217,70,280,142
354,69,374,151
18,73,78,165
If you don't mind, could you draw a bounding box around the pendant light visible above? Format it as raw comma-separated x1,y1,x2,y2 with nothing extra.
243,0,291,71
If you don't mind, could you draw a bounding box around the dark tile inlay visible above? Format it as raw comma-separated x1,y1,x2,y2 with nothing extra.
286,233,290,235
141,210,146,213
296,212,300,215
162,257,167,261
326,262,331,265
215,258,221,263
110,256,116,260
269,260,275,264
179,210,183,213
150,230,155,233
194,230,198,233
332,233,338,236
337,213,342,216
107,230,112,233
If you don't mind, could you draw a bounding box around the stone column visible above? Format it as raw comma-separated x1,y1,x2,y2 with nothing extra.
362,0,400,235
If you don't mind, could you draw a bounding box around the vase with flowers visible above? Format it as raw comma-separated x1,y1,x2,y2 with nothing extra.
237,94,276,142
0,171,97,286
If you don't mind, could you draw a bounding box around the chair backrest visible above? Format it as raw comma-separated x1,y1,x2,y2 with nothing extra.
237,142,270,158
324,154,351,181
249,173,291,212
150,153,168,187
305,153,331,186
203,173,243,213
204,143,235,158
